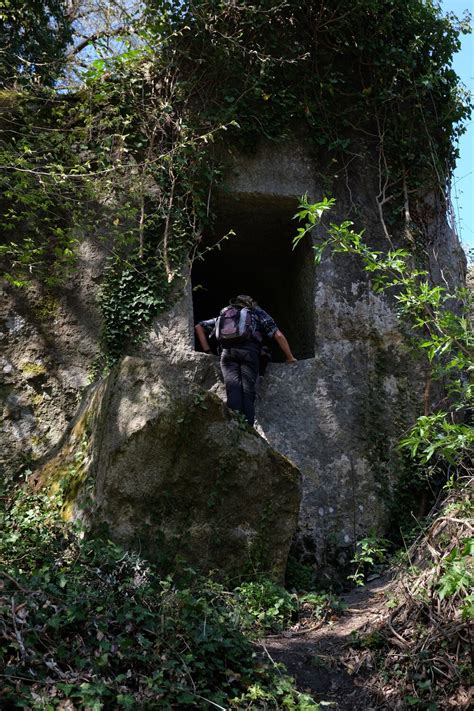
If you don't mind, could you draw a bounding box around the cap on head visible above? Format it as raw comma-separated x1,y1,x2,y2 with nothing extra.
231,294,256,308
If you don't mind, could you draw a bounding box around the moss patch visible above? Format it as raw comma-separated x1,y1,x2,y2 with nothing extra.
31,294,61,322
20,361,48,378
29,383,105,520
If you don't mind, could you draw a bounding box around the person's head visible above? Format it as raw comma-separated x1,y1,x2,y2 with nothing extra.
231,294,256,309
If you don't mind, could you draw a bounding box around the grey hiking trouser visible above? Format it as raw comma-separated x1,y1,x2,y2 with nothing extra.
220,347,260,426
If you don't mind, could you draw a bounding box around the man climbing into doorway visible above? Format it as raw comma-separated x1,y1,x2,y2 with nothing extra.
194,295,297,426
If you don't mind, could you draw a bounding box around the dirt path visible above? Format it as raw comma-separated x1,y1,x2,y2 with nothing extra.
261,577,394,710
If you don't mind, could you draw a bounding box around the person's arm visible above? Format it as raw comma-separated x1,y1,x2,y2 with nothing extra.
195,323,212,353
273,330,297,363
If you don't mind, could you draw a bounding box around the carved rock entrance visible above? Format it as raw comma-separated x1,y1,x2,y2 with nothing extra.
191,194,315,360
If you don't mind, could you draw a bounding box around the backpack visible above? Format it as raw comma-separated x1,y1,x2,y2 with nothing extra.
215,305,254,346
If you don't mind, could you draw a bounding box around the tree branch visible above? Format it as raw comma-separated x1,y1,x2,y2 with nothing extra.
68,26,128,58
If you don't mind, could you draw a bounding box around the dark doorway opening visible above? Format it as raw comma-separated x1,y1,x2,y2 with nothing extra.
191,194,315,361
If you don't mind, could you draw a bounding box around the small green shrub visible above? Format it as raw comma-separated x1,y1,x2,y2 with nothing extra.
347,533,389,586
234,579,298,635
437,537,474,617
231,580,345,637
298,592,347,623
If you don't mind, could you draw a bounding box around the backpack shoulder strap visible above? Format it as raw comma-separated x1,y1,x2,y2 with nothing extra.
215,305,231,340
238,307,249,334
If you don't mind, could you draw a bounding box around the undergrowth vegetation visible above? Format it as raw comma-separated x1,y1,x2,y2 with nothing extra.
346,477,473,710
0,480,335,709
1,3,473,709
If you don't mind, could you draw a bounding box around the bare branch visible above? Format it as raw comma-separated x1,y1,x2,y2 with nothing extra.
68,25,128,58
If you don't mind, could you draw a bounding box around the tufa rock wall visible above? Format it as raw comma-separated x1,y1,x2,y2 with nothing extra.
1,137,466,575
147,138,466,572
0,234,106,478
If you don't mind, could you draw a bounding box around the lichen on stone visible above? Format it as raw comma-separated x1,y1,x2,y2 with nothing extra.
20,361,48,379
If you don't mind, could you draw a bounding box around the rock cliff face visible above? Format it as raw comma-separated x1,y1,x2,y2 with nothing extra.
0,234,106,478
0,137,466,575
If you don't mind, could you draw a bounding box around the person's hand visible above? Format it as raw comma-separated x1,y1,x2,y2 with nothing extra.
286,357,297,363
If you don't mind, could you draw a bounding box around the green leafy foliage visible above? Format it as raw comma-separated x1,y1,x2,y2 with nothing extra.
1,1,471,368
0,0,73,86
234,580,298,634
0,480,322,710
0,84,110,290
437,538,474,608
228,580,344,638
347,533,389,586
98,252,171,366
401,415,473,466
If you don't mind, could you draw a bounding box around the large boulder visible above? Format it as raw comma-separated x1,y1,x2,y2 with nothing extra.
34,355,302,582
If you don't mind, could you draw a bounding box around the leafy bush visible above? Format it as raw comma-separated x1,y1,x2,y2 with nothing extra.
437,537,474,612
231,580,344,638
348,533,389,586
298,593,347,622
234,580,298,635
